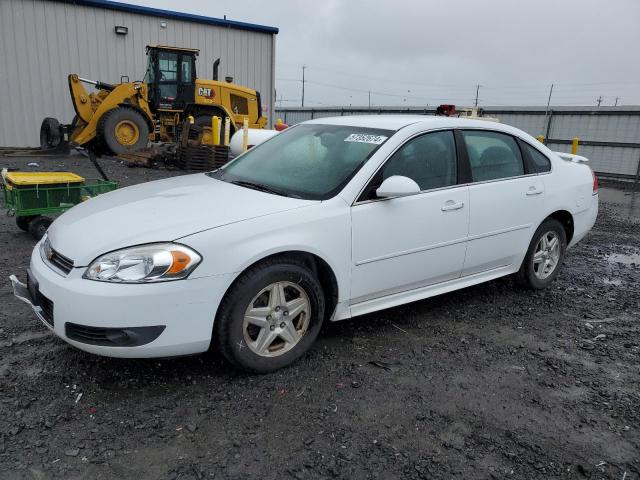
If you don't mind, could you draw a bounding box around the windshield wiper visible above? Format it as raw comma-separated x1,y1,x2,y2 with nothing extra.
231,180,297,198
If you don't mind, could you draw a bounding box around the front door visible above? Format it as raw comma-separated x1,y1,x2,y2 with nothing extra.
351,130,470,303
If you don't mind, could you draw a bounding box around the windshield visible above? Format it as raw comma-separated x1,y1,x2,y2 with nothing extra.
214,124,393,200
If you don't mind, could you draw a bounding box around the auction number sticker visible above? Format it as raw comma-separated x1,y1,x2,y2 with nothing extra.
344,133,387,144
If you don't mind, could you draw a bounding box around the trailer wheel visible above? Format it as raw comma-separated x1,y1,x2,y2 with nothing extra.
16,216,37,232
98,108,149,155
28,216,52,241
40,118,62,149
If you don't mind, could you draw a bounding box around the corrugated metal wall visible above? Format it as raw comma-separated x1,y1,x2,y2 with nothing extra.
0,0,276,147
275,106,640,178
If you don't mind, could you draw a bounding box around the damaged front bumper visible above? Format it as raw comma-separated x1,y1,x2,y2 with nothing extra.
9,273,54,331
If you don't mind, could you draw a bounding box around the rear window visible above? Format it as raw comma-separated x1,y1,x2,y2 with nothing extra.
523,143,551,173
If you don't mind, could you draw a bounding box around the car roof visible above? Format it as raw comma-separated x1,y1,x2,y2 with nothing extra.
303,114,520,134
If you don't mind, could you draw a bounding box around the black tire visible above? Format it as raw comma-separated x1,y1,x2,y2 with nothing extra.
16,215,37,232
213,257,325,373
28,216,52,241
515,218,567,289
97,107,149,155
40,117,61,149
194,114,226,145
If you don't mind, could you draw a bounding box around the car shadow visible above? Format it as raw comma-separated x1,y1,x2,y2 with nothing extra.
44,275,522,385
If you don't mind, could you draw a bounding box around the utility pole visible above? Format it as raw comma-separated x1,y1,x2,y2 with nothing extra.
614,97,620,106
543,83,554,137
596,95,603,107
368,90,371,109
545,84,554,112
474,84,480,107
301,65,307,108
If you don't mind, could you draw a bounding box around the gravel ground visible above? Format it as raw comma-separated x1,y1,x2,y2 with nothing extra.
1,155,639,480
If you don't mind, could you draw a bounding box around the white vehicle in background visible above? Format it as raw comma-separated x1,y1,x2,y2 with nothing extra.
11,115,598,373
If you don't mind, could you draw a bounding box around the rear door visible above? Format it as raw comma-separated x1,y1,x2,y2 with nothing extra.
460,129,546,276
350,130,469,303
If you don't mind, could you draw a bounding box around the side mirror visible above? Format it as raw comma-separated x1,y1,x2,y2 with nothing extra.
376,175,420,198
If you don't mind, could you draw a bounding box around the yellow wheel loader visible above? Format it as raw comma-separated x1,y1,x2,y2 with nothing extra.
41,45,268,155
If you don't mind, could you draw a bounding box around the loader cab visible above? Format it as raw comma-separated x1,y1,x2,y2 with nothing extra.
145,45,197,112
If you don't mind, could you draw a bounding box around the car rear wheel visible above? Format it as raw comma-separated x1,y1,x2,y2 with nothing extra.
213,257,325,373
516,218,567,289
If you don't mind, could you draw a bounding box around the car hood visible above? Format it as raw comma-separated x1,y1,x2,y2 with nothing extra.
47,173,316,266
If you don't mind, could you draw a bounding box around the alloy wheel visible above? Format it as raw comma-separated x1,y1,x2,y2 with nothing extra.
532,231,561,279
242,281,311,357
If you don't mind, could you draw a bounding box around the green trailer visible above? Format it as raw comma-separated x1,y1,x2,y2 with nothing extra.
2,172,118,239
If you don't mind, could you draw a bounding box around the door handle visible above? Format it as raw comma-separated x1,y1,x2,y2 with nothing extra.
441,200,464,211
526,186,543,196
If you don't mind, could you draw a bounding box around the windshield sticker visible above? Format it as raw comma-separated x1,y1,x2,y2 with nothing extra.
344,133,388,145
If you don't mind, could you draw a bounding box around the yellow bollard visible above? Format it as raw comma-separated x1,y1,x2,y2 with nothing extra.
211,116,221,146
571,137,579,155
242,118,249,152
536,135,545,143
223,117,231,146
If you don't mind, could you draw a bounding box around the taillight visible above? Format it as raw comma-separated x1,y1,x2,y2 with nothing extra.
592,169,598,194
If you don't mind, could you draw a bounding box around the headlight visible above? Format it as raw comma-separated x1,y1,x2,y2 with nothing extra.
83,243,202,283
39,235,52,262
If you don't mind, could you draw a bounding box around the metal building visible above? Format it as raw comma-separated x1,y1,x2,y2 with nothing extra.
0,0,278,147
276,106,640,180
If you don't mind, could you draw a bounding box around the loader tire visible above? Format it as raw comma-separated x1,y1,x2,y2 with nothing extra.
40,118,61,149
98,107,149,155
195,114,226,145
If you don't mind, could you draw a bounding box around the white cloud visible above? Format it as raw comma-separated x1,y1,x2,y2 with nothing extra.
120,0,640,106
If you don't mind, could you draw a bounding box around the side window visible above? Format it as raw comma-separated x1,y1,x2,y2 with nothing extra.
181,56,193,83
523,142,551,173
230,94,249,115
381,130,457,191
462,130,524,182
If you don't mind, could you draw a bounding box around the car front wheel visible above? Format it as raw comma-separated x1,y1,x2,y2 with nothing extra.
213,257,325,373
516,218,567,289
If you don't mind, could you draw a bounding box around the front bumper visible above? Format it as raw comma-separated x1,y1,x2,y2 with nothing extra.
11,273,52,328
10,246,234,358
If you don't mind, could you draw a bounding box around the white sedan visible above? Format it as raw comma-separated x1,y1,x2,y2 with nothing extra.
11,116,598,372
